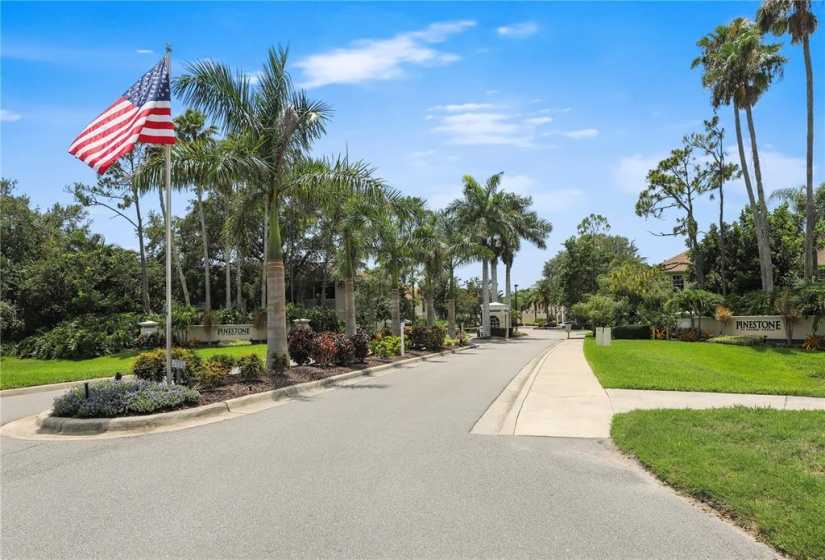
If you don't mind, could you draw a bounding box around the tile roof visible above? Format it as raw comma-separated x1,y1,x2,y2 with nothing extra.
661,251,690,273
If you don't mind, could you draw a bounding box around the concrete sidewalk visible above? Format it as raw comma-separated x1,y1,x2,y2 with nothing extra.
477,333,825,438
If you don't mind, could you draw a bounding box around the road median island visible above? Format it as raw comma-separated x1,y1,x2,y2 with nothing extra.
3,345,477,440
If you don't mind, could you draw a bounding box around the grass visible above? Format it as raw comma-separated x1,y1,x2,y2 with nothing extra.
611,408,825,559
0,345,267,390
584,338,825,397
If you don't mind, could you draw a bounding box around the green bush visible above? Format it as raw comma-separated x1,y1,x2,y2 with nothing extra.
369,336,401,358
269,352,289,376
409,325,446,350
707,335,765,347
612,325,652,340
52,379,200,418
214,308,251,325
306,305,340,333
444,336,458,347
17,313,141,360
131,347,202,384
237,353,265,382
196,355,234,389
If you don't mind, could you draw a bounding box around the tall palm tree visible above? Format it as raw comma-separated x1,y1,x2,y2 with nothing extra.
371,196,427,335
499,194,552,312
410,210,447,326
693,18,786,293
437,211,484,337
174,46,332,363
758,0,818,281
173,109,218,311
446,172,513,337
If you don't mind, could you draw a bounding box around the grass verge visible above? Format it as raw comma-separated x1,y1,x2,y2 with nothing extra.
611,407,825,559
584,338,825,397
0,345,268,390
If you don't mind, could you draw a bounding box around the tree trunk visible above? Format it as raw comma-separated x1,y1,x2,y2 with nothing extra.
490,256,499,302
803,35,815,282
133,190,150,314
719,163,727,297
158,187,190,307
224,242,231,309
266,196,287,367
504,263,512,327
391,279,401,336
236,249,243,310
196,186,211,311
481,258,490,337
733,107,771,293
744,102,774,293
261,205,268,309
447,297,456,338
426,279,435,326
344,276,356,337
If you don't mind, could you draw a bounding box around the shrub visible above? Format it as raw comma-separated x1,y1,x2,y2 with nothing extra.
802,334,824,351
678,329,696,342
52,379,200,418
134,332,172,350
269,352,289,376
409,325,446,350
653,328,668,340
369,336,401,358
214,308,250,325
237,353,265,382
131,347,202,384
707,335,765,347
334,334,355,366
612,325,652,340
350,332,370,363
306,305,340,334
17,313,141,360
200,309,218,343
310,332,338,366
216,339,251,347
714,306,734,335
187,338,202,349
287,328,315,365
444,336,458,347
196,356,233,389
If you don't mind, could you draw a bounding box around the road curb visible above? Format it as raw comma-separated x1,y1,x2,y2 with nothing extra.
12,345,477,438
1,375,137,397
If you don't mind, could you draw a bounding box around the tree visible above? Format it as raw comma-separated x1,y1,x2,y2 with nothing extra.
175,47,386,365
758,0,818,281
69,148,153,313
636,144,713,288
666,289,723,332
769,183,825,272
693,18,787,293
685,116,741,296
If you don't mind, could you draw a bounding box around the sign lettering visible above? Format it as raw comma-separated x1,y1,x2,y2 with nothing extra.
735,320,782,331
216,327,251,336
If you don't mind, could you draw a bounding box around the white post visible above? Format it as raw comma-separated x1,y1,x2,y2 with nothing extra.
164,43,173,385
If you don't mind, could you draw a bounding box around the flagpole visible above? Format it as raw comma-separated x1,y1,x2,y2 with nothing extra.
165,42,173,385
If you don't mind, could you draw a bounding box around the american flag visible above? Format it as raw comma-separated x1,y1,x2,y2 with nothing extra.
69,57,175,174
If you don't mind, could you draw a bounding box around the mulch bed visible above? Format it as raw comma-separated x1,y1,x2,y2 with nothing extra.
197,350,435,406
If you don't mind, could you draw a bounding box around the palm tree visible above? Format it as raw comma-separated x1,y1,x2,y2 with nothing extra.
758,0,818,282
173,109,218,311
447,172,512,337
410,210,448,326
174,46,332,363
693,18,786,293
371,196,427,335
770,182,825,272
534,279,553,322
437,211,484,337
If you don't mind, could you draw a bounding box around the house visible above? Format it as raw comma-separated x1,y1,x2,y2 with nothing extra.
661,251,690,291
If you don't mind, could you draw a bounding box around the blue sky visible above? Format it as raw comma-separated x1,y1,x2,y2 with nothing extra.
2,1,823,289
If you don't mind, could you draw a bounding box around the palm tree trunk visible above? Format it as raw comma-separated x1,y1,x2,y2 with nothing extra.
261,202,268,309
225,242,232,309
744,102,774,293
344,236,356,337
504,263,512,326
490,256,499,302
734,107,771,293
158,188,190,307
391,281,401,336
803,35,815,282
426,278,435,326
236,249,243,310
196,186,212,311
482,258,490,337
447,268,456,337
266,197,287,366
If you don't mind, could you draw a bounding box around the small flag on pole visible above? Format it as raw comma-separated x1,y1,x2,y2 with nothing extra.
69,57,175,174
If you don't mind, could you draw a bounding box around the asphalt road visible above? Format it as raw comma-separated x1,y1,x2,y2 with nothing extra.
1,332,774,559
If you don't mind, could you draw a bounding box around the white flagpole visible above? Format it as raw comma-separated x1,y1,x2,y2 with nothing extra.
165,42,173,385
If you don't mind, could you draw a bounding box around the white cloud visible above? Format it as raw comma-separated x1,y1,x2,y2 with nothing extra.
729,148,810,198
136,49,153,54
295,20,476,88
497,22,539,39
523,117,553,125
563,128,598,139
424,115,435,120
1,109,22,122
244,72,261,85
613,153,664,193
500,174,585,213
433,112,527,146
430,103,494,112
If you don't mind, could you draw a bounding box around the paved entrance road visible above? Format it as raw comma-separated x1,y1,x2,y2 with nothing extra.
1,332,774,559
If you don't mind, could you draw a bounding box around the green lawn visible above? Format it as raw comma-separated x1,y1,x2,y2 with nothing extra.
612,408,825,559
584,338,825,397
0,345,267,390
